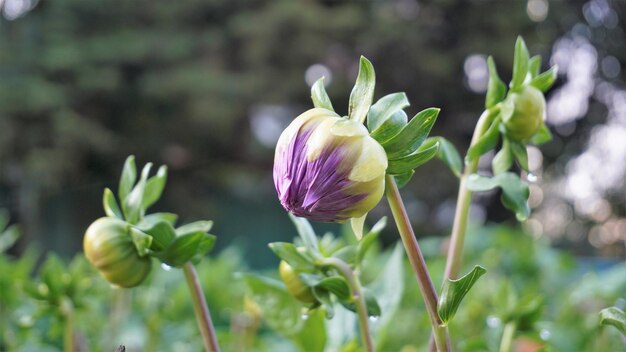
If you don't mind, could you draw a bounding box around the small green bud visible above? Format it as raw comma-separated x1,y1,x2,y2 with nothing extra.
502,86,546,141
83,217,152,288
278,260,317,304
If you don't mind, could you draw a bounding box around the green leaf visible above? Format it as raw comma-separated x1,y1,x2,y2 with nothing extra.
315,276,351,301
139,212,178,228
40,254,68,301
176,220,213,236
289,214,319,252
311,77,334,111
510,141,529,171
154,232,216,267
139,221,176,251
510,36,529,90
312,287,335,319
367,92,410,134
370,110,408,145
394,170,414,189
387,139,439,175
340,289,381,317
438,265,486,323
142,165,167,210
123,163,152,224
102,188,123,219
383,107,440,159
368,243,404,329
466,116,502,162
530,66,558,92
118,155,136,203
356,217,386,264
269,242,315,272
0,224,20,253
348,56,376,124
599,307,626,335
466,173,530,220
485,56,507,109
293,309,327,352
430,137,462,177
529,124,552,145
332,245,357,265
129,227,153,257
492,139,513,175
241,273,305,335
528,55,542,78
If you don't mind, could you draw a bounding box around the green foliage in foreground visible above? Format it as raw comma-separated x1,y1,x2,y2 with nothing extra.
0,225,624,351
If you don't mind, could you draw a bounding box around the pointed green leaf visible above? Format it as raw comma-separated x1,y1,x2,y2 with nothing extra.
356,216,386,263
367,92,410,133
466,173,530,220
139,212,178,228
599,307,626,335
176,220,213,236
370,110,408,144
154,232,216,267
268,242,315,272
342,289,381,317
394,170,414,189
142,165,167,210
510,36,529,90
118,156,136,203
315,276,351,301
289,214,319,252
485,56,507,109
123,163,152,224
332,245,357,265
529,124,552,145
312,287,335,319
492,139,513,175
530,66,558,92
466,116,502,162
528,55,542,78
348,56,376,124
383,107,440,158
0,224,20,254
129,227,153,257
510,141,529,171
311,77,334,111
429,136,462,177
387,139,439,175
139,221,176,251
103,188,123,220
438,266,486,323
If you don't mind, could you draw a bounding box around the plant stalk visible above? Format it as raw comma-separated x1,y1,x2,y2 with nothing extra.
385,175,450,352
320,257,374,352
498,322,517,352
60,297,74,352
183,263,221,352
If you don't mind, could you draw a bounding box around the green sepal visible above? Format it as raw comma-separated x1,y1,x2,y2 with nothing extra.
153,232,216,267
138,220,176,251
492,139,513,175
394,170,414,189
528,55,542,78
466,116,502,163
510,36,529,91
438,265,486,324
466,172,530,220
510,140,529,171
382,107,440,159
387,138,439,175
269,242,316,272
348,56,376,124
485,56,507,109
118,155,136,203
367,92,410,139
103,188,123,220
370,110,408,145
530,66,558,92
430,136,463,177
139,212,178,228
599,306,626,335
129,227,153,257
311,77,334,111
176,220,213,236
142,165,167,210
529,124,552,145
123,162,152,224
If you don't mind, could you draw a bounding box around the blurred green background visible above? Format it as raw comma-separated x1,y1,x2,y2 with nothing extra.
0,0,624,267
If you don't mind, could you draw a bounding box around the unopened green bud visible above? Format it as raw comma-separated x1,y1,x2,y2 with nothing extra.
278,260,317,304
502,86,546,141
83,217,151,288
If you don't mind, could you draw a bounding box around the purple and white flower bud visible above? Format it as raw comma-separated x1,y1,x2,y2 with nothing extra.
273,108,388,222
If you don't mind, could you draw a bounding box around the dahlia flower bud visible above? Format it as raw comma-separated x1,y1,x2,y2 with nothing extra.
84,217,152,288
502,85,546,141
273,108,388,223
278,260,317,304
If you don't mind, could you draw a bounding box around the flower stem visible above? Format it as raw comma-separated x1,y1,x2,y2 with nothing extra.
320,257,374,352
183,263,221,352
443,108,496,280
385,175,450,352
498,322,517,352
60,297,74,352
